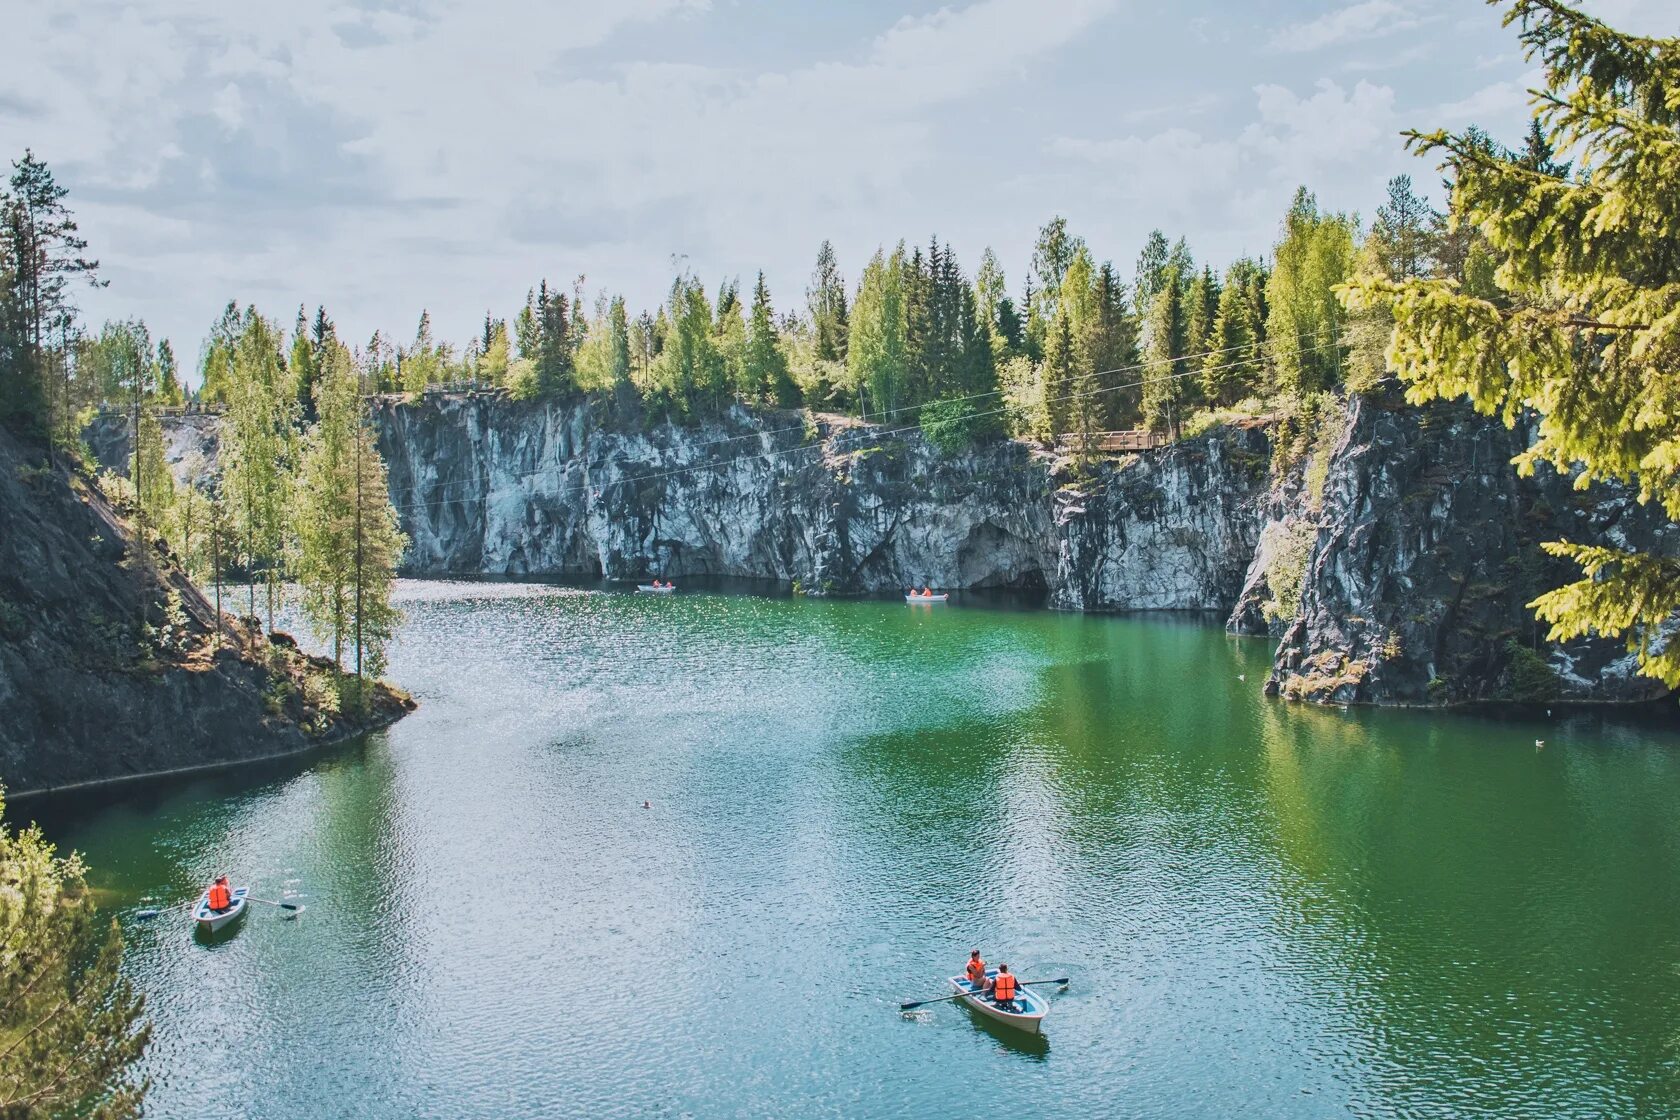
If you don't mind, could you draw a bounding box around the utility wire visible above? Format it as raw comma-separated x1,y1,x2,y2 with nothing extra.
377,334,1282,503
391,339,1334,516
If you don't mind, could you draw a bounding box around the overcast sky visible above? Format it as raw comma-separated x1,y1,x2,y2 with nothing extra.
3,0,1672,364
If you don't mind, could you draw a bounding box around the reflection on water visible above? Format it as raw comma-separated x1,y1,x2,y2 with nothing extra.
23,580,1680,1119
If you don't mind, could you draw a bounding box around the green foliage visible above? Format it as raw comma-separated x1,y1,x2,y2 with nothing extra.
1261,519,1318,623
0,151,101,437
292,342,407,682
1343,0,1680,688
220,306,295,628
1141,268,1192,433
1267,187,1356,394
0,793,150,1117
807,240,849,365
1203,259,1267,405
848,247,906,417
1501,639,1562,702
920,398,987,455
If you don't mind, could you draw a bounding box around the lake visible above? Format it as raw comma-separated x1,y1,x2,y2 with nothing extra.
25,580,1680,1118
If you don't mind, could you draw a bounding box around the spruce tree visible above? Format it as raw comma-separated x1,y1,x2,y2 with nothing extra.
1141,269,1190,435
808,241,849,364
1343,0,1680,687
1134,229,1171,310
1044,307,1078,437
745,273,794,406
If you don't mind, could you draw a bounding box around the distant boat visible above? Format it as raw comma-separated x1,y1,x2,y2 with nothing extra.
946,970,1048,1034
192,886,248,934
905,593,948,603
637,584,676,594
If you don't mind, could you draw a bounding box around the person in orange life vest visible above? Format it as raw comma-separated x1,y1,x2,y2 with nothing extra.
207,875,233,913
990,963,1020,1010
964,950,987,990
921,586,933,597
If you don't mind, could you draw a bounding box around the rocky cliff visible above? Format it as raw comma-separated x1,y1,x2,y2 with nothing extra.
96,390,1679,708
370,394,1268,609
1266,390,1678,705
0,424,411,796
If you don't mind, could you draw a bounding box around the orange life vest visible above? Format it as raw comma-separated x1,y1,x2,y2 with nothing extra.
966,958,986,985
208,882,231,911
992,972,1018,1001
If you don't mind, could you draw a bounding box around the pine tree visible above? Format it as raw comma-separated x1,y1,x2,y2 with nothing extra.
1134,229,1171,310
1086,263,1140,427
1141,268,1190,435
1369,174,1439,281
808,241,849,364
745,272,794,405
0,151,102,436
0,795,150,1118
536,286,575,396
1203,261,1265,406
1044,307,1078,438
1031,216,1087,324
1184,266,1221,367
1343,0,1680,687
289,305,316,418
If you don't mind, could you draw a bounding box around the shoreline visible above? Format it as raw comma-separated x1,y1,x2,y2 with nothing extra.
8,702,411,804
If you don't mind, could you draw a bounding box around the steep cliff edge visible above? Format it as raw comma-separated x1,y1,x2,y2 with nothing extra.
372,393,1266,608
1267,391,1679,705
94,391,1680,708
0,426,411,796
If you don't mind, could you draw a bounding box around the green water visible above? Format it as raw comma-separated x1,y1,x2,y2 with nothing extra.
25,581,1680,1118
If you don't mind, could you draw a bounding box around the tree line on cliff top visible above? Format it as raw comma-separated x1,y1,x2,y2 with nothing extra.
0,1,1673,1112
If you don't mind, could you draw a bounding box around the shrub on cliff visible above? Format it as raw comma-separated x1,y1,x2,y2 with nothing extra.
919,398,987,455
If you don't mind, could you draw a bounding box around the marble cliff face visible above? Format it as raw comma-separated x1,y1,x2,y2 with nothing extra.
91,388,1677,708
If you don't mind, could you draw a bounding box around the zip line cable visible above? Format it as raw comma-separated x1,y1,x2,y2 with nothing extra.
389,338,1336,517
377,334,1278,504
380,335,1331,508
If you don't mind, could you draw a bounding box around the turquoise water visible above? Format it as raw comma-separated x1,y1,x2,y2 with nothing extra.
26,581,1680,1117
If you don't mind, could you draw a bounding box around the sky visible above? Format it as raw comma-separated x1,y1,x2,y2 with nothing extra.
2,0,1673,365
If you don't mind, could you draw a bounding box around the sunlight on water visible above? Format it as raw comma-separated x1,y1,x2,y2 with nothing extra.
27,580,1680,1119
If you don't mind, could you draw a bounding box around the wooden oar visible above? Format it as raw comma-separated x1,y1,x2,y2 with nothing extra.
900,978,1069,1010
246,895,303,913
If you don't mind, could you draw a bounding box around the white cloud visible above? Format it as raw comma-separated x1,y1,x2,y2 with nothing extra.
1270,1,1419,53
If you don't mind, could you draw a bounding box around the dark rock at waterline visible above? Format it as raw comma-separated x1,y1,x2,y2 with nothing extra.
95,390,1679,708
0,424,412,797
1267,389,1679,705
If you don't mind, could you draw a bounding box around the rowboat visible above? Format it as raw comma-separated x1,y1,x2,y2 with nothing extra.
946,970,1049,1035
637,584,676,594
193,886,248,934
905,593,948,603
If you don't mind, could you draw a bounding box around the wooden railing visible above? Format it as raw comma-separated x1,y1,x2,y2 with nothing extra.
1055,429,1170,452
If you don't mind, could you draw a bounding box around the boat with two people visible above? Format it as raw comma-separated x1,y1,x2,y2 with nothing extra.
901,954,1063,1036
638,579,677,594
905,586,948,604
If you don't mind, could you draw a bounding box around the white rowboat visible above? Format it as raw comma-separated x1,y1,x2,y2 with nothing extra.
905,593,949,603
637,585,676,594
193,886,248,934
946,970,1049,1035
